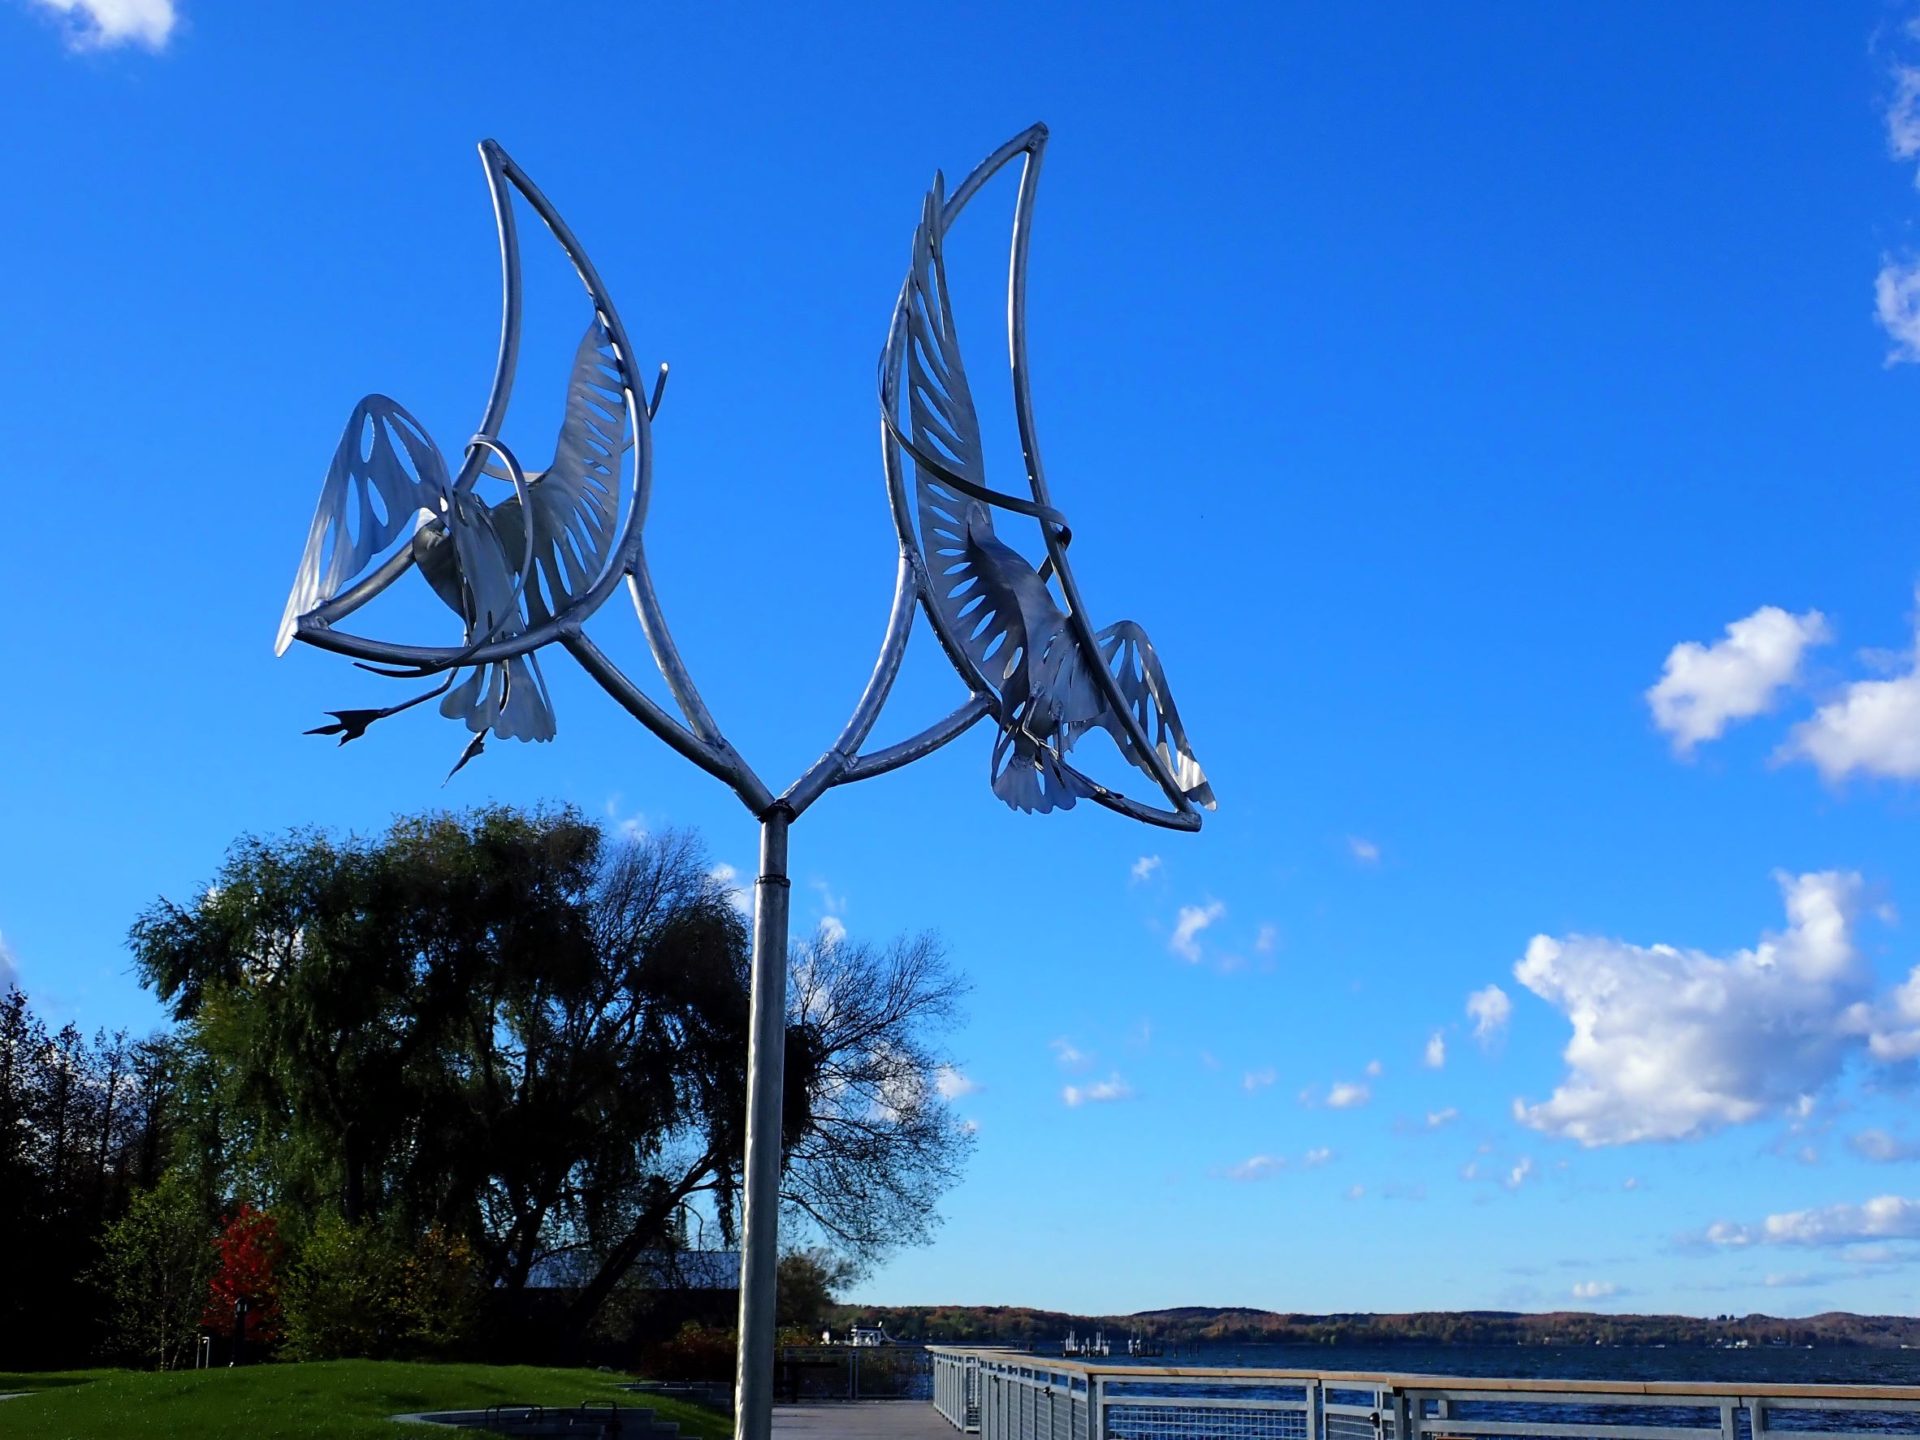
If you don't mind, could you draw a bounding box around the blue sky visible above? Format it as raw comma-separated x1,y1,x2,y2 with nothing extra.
8,0,1920,1319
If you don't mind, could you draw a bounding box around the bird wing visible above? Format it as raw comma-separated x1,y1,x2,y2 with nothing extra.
904,179,1000,656
490,321,627,625
1065,621,1214,809
277,396,451,654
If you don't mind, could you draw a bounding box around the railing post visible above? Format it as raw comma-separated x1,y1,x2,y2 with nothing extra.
1306,1377,1321,1440
1720,1403,1739,1440
1089,1372,1104,1440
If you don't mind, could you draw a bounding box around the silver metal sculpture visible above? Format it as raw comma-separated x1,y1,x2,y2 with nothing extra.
275,122,1211,1440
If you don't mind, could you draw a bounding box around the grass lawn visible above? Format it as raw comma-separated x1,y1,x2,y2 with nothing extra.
0,1359,730,1439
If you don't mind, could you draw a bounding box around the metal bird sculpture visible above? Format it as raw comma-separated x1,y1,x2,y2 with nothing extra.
877,124,1214,826
274,142,671,777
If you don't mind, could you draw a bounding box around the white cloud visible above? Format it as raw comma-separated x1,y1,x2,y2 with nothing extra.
1225,1154,1284,1182
1467,984,1512,1045
1709,1195,1920,1248
1879,257,1920,364
1345,1183,1366,1201
1507,1157,1535,1190
1424,1031,1446,1069
30,0,175,50
1170,900,1226,963
935,1065,980,1100
1851,1129,1920,1163
1647,606,1830,753
1130,854,1163,885
1571,1280,1619,1301
1871,964,1920,1060
1425,1107,1459,1130
1513,871,1877,1146
1303,1146,1334,1168
817,915,848,947
708,862,751,915
1254,923,1278,955
1890,62,1920,169
1623,1176,1641,1191
1327,1081,1371,1109
0,931,16,994
1364,1058,1384,1078
1051,1039,1091,1071
1243,1067,1277,1094
1786,601,1920,782
1063,1073,1133,1108
1459,1160,1480,1182
1348,836,1381,865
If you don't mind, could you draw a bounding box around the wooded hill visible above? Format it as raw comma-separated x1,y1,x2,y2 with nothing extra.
827,1305,1920,1349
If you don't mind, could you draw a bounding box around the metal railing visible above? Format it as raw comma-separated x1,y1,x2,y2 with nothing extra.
927,1350,1920,1440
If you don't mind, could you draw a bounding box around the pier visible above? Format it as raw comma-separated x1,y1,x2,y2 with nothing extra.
930,1348,1920,1440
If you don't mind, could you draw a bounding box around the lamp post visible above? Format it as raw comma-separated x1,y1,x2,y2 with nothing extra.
275,123,1212,1440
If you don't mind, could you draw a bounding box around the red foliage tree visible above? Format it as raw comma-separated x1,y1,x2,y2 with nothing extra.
202,1204,284,1348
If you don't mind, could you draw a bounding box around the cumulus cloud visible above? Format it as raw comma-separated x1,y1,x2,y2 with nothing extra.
817,915,848,947
1424,1031,1446,1069
1507,1157,1535,1190
1571,1280,1619,1301
1647,606,1830,753
1880,255,1920,365
1130,855,1163,885
935,1065,980,1100
1709,1195,1920,1247
1467,985,1512,1045
1874,966,1920,1060
1303,1146,1334,1168
1785,603,1920,782
1348,836,1381,865
1254,923,1278,955
1169,900,1226,963
1514,872,1875,1145
1063,1074,1133,1108
1225,1154,1284,1182
1426,1107,1459,1130
30,0,176,49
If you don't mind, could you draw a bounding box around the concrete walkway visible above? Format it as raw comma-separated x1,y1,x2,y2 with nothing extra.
773,1401,955,1436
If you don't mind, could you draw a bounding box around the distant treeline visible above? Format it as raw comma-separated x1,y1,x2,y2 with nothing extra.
829,1304,1920,1349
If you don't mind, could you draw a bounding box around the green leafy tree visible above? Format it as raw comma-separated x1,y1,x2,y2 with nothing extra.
130,805,972,1347
280,1213,407,1360
92,1170,215,1369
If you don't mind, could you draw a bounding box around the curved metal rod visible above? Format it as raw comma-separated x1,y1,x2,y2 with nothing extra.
305,542,418,627
778,547,925,817
564,632,773,815
452,143,523,493
875,126,1200,827
838,693,995,785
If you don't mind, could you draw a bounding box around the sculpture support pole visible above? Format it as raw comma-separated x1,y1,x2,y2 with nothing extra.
735,804,791,1440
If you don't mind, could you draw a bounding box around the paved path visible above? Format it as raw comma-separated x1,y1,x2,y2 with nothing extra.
773,1401,954,1436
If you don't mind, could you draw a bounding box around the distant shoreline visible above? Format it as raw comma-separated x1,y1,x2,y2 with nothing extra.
828,1305,1920,1349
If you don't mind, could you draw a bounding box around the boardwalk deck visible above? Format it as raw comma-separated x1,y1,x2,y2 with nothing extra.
773,1400,953,1436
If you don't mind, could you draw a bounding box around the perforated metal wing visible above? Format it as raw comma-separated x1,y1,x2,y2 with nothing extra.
487,321,627,625
276,396,450,656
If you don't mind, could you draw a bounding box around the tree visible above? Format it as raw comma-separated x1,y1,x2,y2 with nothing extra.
203,1204,284,1354
130,805,972,1348
778,1247,855,1330
93,1170,215,1369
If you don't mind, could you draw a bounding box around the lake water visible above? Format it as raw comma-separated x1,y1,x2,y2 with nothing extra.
1089,1342,1920,1387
